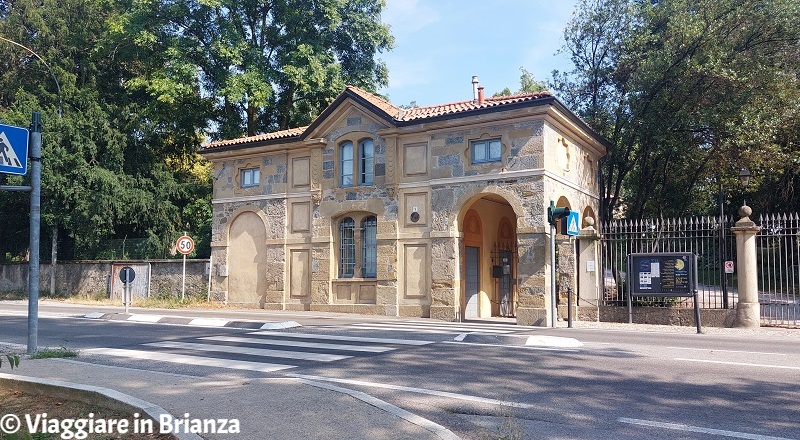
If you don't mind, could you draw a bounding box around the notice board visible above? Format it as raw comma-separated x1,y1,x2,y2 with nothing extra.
628,253,697,296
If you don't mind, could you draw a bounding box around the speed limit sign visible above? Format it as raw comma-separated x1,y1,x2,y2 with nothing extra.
176,235,195,255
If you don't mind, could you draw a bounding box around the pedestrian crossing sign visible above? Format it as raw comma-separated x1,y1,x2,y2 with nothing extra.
563,211,580,236
0,123,29,176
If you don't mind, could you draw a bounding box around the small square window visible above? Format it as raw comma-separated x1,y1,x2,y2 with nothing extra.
471,139,502,164
241,168,260,188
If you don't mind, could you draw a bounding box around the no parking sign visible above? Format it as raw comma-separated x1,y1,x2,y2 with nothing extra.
724,261,735,274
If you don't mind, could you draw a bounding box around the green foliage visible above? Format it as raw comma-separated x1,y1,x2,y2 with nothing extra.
120,0,393,137
29,346,78,359
554,0,800,219
1,0,390,261
1,353,21,369
494,67,547,97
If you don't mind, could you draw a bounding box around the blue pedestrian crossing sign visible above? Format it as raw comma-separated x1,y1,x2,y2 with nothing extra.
563,211,581,236
0,123,29,176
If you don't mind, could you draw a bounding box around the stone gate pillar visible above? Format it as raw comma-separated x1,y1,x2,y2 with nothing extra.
576,218,601,321
732,205,760,328
516,231,548,326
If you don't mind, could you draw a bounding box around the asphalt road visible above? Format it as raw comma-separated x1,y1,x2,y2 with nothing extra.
1,301,799,440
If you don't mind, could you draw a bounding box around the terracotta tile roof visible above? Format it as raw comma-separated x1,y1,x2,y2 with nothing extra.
345,85,403,118
400,91,553,121
202,125,308,150
201,87,554,151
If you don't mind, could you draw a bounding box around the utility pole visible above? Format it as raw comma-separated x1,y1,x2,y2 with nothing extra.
28,111,42,354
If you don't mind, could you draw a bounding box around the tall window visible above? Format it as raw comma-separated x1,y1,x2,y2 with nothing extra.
339,217,356,277
471,138,502,164
340,138,375,187
359,139,374,185
361,216,377,278
340,141,354,187
241,168,260,188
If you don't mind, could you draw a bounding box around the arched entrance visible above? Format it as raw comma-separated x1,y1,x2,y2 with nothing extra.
227,211,268,305
459,194,518,319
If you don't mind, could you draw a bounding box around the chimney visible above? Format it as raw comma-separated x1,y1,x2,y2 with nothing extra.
472,76,479,103
478,86,485,105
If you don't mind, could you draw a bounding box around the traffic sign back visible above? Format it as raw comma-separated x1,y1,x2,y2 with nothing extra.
0,123,29,175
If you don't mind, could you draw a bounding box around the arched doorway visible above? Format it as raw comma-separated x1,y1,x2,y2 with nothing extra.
227,211,268,305
459,194,518,319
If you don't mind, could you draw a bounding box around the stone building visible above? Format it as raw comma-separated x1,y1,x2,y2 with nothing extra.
200,82,609,326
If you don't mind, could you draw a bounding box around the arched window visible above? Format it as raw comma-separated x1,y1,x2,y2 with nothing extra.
340,141,354,187
359,139,374,185
361,216,377,278
339,217,355,277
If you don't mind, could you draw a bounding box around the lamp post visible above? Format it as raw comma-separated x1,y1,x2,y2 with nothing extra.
739,167,752,205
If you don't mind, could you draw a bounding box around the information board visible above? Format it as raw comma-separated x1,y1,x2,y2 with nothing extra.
628,252,696,296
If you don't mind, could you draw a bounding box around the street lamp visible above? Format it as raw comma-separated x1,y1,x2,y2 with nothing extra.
718,167,752,309
739,167,751,188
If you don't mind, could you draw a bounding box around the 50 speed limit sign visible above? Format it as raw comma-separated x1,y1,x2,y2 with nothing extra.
176,235,195,255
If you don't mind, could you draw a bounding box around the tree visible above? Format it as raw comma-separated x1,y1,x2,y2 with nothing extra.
554,0,800,219
121,0,393,139
494,67,548,97
0,0,209,260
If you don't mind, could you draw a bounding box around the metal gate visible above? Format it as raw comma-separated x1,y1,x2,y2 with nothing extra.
757,214,800,327
600,216,736,310
492,241,517,317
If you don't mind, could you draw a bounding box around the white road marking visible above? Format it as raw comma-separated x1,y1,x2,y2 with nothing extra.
200,336,395,353
352,322,513,334
126,314,162,323
145,341,350,362
664,347,787,356
674,358,800,370
82,348,295,373
618,417,797,440
287,374,535,409
442,341,580,352
404,320,529,330
248,331,433,346
188,318,230,326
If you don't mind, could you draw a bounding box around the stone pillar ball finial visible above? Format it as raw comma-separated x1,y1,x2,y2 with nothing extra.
739,205,752,220
583,216,595,227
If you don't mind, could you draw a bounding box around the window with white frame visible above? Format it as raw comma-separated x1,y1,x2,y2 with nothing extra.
338,214,378,279
471,138,502,164
359,139,374,185
339,138,375,187
241,167,260,188
340,142,354,187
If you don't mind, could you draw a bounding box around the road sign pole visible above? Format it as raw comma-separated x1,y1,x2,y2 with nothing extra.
182,252,186,301
27,111,42,355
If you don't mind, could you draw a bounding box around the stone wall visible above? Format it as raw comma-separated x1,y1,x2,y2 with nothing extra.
600,306,737,327
0,260,210,299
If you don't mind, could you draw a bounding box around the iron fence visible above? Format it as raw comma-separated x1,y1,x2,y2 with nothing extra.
757,214,800,327
600,216,736,309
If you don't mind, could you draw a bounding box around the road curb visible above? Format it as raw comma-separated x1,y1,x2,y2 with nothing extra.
296,378,461,440
83,312,302,330
0,373,202,440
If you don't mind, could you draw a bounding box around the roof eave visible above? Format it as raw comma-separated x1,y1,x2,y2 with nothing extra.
199,135,303,156
300,89,398,140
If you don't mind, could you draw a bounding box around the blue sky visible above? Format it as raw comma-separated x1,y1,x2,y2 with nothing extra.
378,0,579,107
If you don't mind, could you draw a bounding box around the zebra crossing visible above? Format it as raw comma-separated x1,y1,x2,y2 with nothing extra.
81,330,433,374
324,319,529,335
